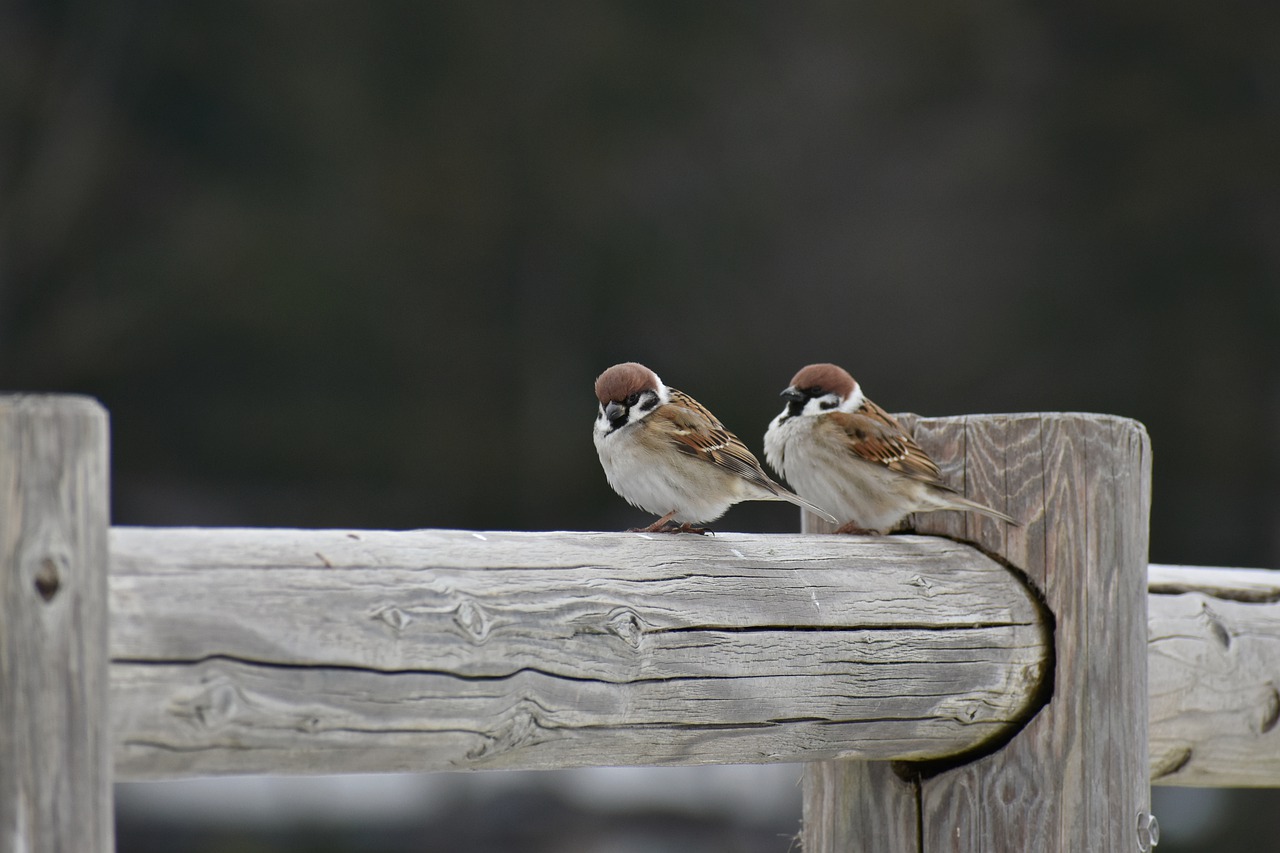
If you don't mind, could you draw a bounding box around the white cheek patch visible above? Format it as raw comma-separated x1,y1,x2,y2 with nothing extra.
839,387,865,413
802,394,842,417
627,388,665,425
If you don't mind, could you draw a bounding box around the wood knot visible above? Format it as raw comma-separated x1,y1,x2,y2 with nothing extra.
908,575,935,595
173,682,239,730
1259,684,1280,735
373,606,413,632
606,608,645,649
1151,746,1193,780
1198,602,1232,650
937,696,986,724
453,599,493,642
34,557,61,602
297,715,323,733
465,701,551,761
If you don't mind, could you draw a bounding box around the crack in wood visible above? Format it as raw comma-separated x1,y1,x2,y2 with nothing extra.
114,653,1014,688
1149,584,1280,605
653,622,1036,634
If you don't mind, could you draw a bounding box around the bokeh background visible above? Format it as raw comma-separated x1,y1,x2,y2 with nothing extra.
5,1,1278,850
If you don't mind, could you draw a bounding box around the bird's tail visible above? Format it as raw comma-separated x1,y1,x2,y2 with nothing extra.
952,496,1021,527
775,489,839,525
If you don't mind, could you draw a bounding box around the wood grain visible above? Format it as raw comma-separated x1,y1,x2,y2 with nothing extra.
107,528,1049,779
801,413,1152,853
1149,564,1280,787
0,396,112,853
803,760,918,851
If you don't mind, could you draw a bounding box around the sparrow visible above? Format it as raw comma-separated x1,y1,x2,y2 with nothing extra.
763,363,1018,535
593,362,838,533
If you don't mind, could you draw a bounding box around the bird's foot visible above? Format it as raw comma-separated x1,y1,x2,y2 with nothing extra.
626,513,711,535
834,521,882,535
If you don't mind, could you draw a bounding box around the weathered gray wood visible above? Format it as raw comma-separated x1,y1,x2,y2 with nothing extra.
802,760,919,850
0,396,112,853
107,528,1049,779
1149,564,1280,602
1149,563,1280,787
800,501,924,850
802,413,1152,853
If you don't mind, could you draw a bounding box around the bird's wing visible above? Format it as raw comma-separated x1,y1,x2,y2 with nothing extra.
654,388,787,495
824,401,949,486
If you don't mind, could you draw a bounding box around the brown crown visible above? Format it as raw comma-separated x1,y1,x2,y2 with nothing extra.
595,362,661,404
788,363,857,398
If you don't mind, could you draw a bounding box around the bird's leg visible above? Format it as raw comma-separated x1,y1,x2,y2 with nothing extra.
630,511,679,533
834,521,881,535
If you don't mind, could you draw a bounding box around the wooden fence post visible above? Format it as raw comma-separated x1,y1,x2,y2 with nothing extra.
802,413,1152,852
0,396,112,853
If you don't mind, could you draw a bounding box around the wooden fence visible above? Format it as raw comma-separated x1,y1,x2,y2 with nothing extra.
2,396,1277,852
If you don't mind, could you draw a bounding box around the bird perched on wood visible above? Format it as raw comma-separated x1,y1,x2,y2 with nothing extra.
593,362,838,533
764,363,1018,535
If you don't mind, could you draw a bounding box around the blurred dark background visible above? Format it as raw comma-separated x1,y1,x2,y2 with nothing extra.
4,1,1278,851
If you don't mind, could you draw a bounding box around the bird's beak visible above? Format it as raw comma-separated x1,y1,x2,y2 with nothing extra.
780,387,805,404
604,401,626,421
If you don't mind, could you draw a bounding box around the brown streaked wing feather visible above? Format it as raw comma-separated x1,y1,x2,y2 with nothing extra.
664,388,727,428
656,389,785,495
826,402,946,485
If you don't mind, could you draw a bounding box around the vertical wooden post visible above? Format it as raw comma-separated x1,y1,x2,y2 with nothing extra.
0,396,112,853
802,413,1152,852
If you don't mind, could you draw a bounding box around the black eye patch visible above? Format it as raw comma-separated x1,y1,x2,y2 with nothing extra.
625,392,640,406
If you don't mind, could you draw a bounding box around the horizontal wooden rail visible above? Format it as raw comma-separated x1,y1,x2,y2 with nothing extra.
106,527,1280,787
108,528,1050,780
104,528,1280,787
1149,563,1280,787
